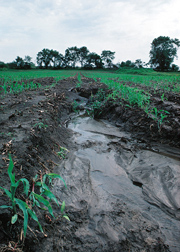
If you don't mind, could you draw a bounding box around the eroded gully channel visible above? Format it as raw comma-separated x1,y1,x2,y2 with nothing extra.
53,114,180,251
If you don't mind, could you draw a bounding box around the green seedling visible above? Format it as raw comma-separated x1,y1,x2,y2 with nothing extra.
0,155,41,237
86,100,103,118
0,155,69,238
152,107,158,120
33,122,48,129
158,110,170,129
57,146,69,159
161,93,165,101
31,172,69,220
76,73,82,87
151,108,169,129
72,100,80,113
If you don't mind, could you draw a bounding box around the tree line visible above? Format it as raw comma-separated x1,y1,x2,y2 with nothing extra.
0,47,116,70
0,36,180,71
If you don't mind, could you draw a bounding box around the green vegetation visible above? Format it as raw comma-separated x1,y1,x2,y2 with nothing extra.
57,146,69,159
86,89,106,118
33,121,48,130
0,68,180,129
1,37,179,72
72,100,81,113
149,36,180,71
83,70,180,93
0,67,179,241
76,72,82,87
0,70,76,95
1,36,180,72
0,155,68,238
82,69,180,128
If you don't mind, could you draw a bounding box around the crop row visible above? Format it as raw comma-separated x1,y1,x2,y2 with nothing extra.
0,70,76,95
82,71,180,94
82,71,176,128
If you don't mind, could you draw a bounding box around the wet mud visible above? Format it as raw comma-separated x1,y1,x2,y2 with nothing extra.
0,75,180,251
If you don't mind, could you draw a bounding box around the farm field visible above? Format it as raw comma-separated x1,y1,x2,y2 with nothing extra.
0,69,180,251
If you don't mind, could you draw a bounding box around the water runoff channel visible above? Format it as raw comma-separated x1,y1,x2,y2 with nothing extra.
53,112,180,251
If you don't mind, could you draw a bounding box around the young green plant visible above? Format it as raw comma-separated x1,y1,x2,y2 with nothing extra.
0,155,69,238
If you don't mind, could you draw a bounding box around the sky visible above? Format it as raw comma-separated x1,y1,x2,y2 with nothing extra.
0,0,180,66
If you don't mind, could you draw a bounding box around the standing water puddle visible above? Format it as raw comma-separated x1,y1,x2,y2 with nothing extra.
54,115,180,251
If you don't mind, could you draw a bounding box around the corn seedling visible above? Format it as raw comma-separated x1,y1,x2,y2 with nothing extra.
158,110,170,129
0,155,69,238
86,100,103,118
33,122,48,129
150,108,169,129
0,70,77,95
57,146,69,159
161,93,167,102
76,73,82,87
72,100,80,113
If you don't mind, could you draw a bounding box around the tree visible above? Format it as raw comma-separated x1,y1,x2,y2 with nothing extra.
15,56,24,69
79,46,89,68
7,61,16,69
149,36,180,71
24,55,33,69
0,61,7,68
64,46,80,68
50,50,61,68
36,49,52,68
56,53,64,69
120,61,126,67
120,60,135,68
134,59,144,68
101,50,115,68
87,53,103,68
171,64,179,72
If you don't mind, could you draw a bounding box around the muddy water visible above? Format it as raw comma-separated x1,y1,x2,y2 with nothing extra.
54,115,180,251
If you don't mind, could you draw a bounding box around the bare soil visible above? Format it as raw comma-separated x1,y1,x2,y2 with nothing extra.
0,75,180,251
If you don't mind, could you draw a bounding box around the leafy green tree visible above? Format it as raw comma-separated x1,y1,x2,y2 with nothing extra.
79,46,89,67
87,52,103,68
0,61,7,68
64,46,80,68
120,60,135,68
24,55,32,64
149,36,180,71
15,56,24,69
171,64,179,71
56,53,64,69
50,50,60,68
64,48,71,68
36,49,52,68
7,61,16,69
120,61,126,67
24,55,33,69
134,59,144,68
101,50,115,68
125,60,135,67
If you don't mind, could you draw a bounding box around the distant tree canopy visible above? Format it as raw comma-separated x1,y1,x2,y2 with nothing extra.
101,50,115,68
2,56,35,70
36,49,52,68
86,52,103,68
0,61,7,68
149,36,180,71
118,59,146,69
36,47,115,69
79,46,89,68
2,37,180,71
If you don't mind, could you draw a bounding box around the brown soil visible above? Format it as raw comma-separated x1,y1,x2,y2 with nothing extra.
0,75,179,251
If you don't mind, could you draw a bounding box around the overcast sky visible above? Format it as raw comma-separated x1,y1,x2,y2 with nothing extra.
1,0,180,66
